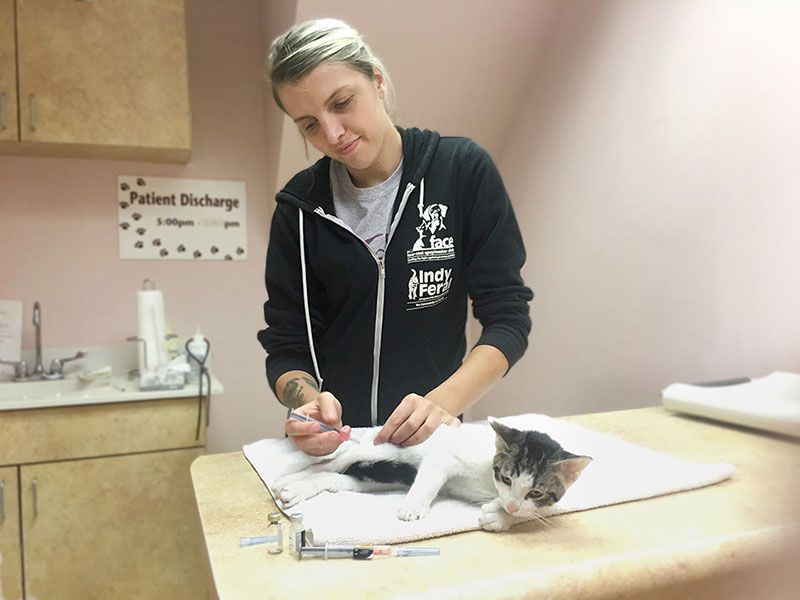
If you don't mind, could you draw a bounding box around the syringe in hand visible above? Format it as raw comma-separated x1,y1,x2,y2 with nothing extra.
286,408,359,443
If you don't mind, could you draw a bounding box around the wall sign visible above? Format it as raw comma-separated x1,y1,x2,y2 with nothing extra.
0,299,23,363
118,175,247,260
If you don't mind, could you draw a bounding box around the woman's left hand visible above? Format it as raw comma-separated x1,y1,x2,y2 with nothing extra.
374,393,460,447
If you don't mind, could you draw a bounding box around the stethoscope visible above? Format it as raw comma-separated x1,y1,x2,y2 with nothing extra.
185,336,211,440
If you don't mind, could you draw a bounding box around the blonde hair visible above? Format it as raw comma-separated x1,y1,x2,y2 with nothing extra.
267,18,395,116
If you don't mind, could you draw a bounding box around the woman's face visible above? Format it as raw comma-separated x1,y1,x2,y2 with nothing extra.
277,63,393,176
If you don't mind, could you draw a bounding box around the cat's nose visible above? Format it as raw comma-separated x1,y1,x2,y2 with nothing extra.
506,502,520,513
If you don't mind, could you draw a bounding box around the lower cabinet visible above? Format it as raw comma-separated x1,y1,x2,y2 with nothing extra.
0,466,23,600
0,397,209,599
21,449,206,599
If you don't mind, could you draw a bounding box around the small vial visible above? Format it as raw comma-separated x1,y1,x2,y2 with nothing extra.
288,513,303,557
288,513,308,557
266,512,283,555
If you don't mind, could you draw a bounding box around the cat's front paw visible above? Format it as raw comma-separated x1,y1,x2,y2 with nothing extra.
397,498,431,521
276,478,322,508
272,471,307,496
479,501,514,532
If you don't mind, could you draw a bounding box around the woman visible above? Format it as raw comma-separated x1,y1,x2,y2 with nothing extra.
257,18,533,456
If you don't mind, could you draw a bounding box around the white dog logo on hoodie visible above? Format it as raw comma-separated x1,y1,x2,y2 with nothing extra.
406,195,455,263
412,204,448,250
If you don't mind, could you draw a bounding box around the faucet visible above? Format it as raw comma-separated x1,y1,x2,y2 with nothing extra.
0,301,86,381
33,301,44,376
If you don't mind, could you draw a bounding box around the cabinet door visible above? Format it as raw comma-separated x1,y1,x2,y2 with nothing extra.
0,466,23,600
21,448,207,600
0,0,18,141
16,0,190,159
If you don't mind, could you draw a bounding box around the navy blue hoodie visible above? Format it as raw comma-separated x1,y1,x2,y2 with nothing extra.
258,127,533,427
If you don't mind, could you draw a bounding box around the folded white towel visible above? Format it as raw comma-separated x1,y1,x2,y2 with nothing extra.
242,413,735,545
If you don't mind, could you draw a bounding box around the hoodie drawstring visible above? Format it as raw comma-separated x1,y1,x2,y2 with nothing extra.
298,208,323,389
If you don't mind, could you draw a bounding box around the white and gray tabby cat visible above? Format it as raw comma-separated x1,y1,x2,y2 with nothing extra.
274,418,592,531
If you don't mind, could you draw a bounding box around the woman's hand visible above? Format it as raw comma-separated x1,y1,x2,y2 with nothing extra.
285,391,351,456
374,393,460,447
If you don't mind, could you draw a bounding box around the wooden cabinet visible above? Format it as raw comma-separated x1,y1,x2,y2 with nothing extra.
0,0,18,143
0,397,209,600
0,466,23,600
0,0,191,162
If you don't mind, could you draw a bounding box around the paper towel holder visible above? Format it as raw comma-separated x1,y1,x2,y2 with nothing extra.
126,336,149,372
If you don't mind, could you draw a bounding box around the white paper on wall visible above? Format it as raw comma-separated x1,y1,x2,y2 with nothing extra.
118,175,247,261
0,299,23,363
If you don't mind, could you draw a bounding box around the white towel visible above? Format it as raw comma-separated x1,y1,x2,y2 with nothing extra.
242,413,735,545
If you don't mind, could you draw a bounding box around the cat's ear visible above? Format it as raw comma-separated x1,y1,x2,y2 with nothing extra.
555,454,592,487
488,417,520,453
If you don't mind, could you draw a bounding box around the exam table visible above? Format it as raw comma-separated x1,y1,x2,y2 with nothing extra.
190,407,800,599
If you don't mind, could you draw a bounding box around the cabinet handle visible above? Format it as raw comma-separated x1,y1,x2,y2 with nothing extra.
0,92,6,131
0,480,5,523
29,94,36,132
32,477,38,517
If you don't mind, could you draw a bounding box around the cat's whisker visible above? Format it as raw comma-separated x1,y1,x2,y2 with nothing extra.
530,512,554,528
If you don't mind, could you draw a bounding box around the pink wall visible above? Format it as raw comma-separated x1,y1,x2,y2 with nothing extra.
0,0,548,450
485,0,800,418
3,1,796,450
290,0,559,162
0,0,281,451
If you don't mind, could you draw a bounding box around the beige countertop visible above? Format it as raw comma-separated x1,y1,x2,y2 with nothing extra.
190,407,800,599
0,373,223,410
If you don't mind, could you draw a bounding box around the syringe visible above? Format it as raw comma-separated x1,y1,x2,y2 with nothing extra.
286,408,359,443
239,535,278,547
299,544,440,559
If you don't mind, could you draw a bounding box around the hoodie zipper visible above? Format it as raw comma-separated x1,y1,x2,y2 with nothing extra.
309,181,417,426
371,258,386,425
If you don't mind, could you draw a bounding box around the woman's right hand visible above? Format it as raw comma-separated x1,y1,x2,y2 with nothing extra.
285,391,350,456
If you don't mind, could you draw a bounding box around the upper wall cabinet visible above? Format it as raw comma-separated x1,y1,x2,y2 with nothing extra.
0,0,191,163
0,0,18,142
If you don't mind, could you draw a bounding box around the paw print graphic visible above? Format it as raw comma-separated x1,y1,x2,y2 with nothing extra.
134,241,144,249
137,178,146,186
193,250,203,259
160,249,169,257
132,213,142,221
136,227,146,236
236,247,245,255
177,245,186,253
152,239,161,247
224,255,233,261
120,183,129,191
119,222,130,230
210,246,219,254
119,201,129,209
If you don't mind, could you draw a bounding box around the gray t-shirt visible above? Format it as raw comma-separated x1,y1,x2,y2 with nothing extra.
330,159,403,260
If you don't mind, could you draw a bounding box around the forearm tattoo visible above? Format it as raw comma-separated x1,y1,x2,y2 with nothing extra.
281,375,319,408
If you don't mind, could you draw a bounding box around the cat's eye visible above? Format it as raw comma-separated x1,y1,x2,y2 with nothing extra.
500,475,512,486
527,490,544,500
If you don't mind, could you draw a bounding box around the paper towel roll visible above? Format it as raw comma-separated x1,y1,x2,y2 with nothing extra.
137,290,169,374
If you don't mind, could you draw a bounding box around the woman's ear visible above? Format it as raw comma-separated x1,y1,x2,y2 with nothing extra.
373,68,386,100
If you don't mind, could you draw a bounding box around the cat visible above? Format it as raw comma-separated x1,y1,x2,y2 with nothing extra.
273,417,592,532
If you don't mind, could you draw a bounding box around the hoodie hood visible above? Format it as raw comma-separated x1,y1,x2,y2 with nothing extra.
277,127,440,213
